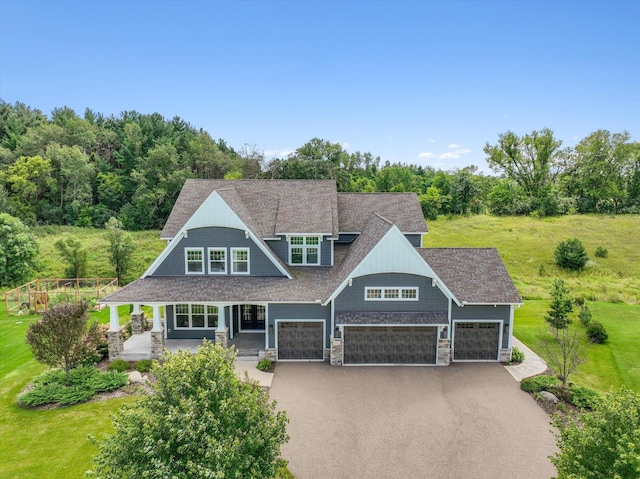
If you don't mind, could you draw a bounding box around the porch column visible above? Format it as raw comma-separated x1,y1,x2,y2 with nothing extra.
215,306,228,348
131,303,145,334
150,305,164,360
107,304,123,361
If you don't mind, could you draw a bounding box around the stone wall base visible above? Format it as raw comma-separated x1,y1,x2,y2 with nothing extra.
437,339,451,366
107,329,123,361
215,328,229,348
330,338,343,366
323,348,331,362
265,348,277,361
151,330,165,359
131,312,146,334
499,348,512,363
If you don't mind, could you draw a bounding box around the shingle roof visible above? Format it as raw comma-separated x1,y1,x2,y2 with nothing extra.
337,193,428,233
161,179,339,239
418,248,522,304
335,311,448,325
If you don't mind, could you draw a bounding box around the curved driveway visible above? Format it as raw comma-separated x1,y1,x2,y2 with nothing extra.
269,362,556,479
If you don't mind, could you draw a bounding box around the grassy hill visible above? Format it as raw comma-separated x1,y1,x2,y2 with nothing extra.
423,214,640,304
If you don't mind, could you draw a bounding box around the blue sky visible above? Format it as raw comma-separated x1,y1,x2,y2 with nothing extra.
1,0,638,172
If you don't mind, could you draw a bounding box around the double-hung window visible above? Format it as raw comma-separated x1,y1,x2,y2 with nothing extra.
208,248,226,274
185,248,204,274
231,248,249,274
289,236,320,265
364,287,419,301
175,304,218,328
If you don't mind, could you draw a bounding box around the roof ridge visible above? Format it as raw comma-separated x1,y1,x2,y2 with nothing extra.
372,212,395,226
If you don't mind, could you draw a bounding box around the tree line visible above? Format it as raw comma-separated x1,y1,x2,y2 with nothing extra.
1,101,639,229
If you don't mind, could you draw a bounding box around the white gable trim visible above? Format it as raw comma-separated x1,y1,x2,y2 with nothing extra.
324,225,459,305
144,191,291,278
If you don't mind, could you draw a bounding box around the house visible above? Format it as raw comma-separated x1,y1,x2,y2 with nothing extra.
101,179,522,365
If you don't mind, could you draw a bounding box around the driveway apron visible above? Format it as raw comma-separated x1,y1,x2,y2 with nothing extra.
269,362,556,479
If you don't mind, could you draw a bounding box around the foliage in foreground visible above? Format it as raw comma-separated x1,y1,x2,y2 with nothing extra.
25,302,101,384
18,366,127,407
0,212,39,287
552,387,640,478
88,341,289,479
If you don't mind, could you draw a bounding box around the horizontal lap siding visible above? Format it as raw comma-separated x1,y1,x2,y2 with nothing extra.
334,273,449,312
152,227,283,276
165,304,217,340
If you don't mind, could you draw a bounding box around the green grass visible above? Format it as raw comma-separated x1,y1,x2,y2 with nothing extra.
0,301,134,479
424,214,640,303
515,300,640,391
33,226,165,284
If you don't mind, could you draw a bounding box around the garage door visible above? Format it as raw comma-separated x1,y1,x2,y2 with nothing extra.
343,326,437,364
453,322,500,361
277,321,324,360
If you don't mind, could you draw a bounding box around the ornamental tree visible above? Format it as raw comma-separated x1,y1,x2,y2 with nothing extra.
25,301,100,384
88,342,289,479
552,387,640,478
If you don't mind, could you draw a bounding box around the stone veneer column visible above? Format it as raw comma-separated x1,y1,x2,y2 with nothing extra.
107,329,123,361
437,339,451,366
131,312,145,334
499,348,512,363
150,305,164,360
265,348,277,361
215,328,229,348
330,337,343,366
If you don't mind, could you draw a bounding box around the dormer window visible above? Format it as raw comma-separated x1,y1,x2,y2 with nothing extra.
289,236,320,265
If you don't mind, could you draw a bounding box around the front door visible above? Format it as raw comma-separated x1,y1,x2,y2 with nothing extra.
240,305,266,331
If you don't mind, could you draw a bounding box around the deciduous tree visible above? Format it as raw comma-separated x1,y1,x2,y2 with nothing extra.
25,302,100,384
0,213,39,287
105,217,134,283
54,236,88,278
88,342,289,479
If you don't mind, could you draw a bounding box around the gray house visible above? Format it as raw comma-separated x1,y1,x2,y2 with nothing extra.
102,179,522,365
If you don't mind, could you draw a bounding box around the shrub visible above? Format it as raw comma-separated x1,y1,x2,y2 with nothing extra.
510,347,525,364
257,358,273,372
586,321,608,343
594,246,608,258
578,304,592,325
18,383,65,407
554,238,589,271
135,359,154,373
520,374,562,393
569,386,601,410
107,359,130,373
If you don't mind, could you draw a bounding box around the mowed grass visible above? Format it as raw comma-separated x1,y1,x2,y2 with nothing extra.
0,301,133,479
515,300,640,391
424,214,640,304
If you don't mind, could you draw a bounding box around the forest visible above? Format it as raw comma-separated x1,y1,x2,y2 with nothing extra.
1,100,639,230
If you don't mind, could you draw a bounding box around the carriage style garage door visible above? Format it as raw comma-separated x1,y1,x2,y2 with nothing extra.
343,326,438,364
277,321,324,360
453,322,500,361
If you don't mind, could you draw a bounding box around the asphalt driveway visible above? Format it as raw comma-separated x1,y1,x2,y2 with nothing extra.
269,363,557,479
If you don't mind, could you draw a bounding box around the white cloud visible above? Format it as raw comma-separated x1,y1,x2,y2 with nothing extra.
448,143,461,148
418,152,436,159
454,148,471,155
438,151,461,160
341,142,350,149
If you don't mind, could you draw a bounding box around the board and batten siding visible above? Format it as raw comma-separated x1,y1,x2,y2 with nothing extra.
151,227,284,277
451,304,511,348
268,303,331,348
334,273,448,312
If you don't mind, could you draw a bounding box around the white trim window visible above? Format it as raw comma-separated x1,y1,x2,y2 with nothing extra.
365,287,419,301
208,247,227,274
185,248,204,274
175,304,218,328
231,248,250,274
289,236,320,265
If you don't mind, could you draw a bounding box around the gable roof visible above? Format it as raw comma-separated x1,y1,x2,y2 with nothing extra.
337,193,428,233
161,179,339,239
418,248,522,305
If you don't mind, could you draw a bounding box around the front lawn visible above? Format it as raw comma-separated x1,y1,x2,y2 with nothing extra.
514,300,640,391
0,303,134,479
